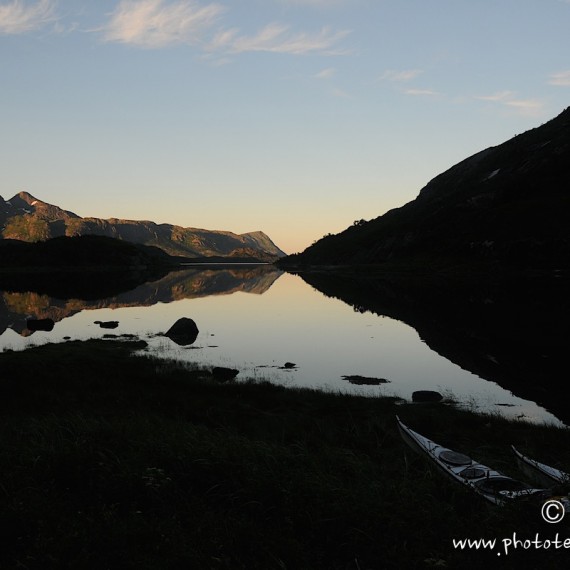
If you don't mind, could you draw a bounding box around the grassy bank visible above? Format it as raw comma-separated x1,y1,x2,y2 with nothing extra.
1,340,569,569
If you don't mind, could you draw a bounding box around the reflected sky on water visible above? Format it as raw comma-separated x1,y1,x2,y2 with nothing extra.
0,267,563,426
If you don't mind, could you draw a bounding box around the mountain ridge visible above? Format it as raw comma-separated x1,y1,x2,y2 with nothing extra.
281,106,570,271
0,192,286,261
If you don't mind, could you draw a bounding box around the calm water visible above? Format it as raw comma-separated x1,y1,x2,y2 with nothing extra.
0,266,563,426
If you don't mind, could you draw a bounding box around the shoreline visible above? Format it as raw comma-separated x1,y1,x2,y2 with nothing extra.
1,339,569,569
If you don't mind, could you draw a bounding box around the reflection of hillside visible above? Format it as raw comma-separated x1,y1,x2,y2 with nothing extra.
295,270,570,425
0,292,80,336
126,266,283,303
0,266,282,335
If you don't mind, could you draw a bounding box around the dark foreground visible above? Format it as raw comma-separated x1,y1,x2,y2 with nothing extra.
1,340,569,569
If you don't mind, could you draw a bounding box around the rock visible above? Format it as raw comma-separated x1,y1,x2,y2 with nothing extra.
342,375,390,386
94,320,119,329
211,367,239,382
412,390,444,403
164,318,199,346
283,362,297,369
26,318,55,332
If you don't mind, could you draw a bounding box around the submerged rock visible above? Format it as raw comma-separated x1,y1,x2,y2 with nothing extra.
94,320,119,329
212,367,239,382
26,318,55,332
164,318,199,346
342,375,390,386
412,390,443,403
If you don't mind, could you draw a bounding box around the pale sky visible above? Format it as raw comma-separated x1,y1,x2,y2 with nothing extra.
1,0,569,253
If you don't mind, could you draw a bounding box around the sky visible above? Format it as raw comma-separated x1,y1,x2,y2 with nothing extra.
1,0,569,254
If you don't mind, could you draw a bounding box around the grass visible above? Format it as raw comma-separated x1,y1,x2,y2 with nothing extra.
1,339,569,569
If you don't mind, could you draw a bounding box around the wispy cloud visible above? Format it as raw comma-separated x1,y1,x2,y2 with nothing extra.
209,23,350,55
331,87,350,98
101,1,350,57
315,67,336,79
276,0,350,6
475,90,544,116
474,90,514,102
0,0,55,34
404,88,437,96
549,70,570,86
102,0,225,48
504,99,544,116
380,69,423,82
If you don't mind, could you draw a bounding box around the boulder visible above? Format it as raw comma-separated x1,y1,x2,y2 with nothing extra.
412,390,444,403
212,367,239,382
164,318,199,346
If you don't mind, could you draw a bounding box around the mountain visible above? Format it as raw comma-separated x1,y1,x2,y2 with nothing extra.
281,107,570,271
0,192,286,261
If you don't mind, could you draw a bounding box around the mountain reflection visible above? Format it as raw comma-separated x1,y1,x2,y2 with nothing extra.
293,270,570,425
0,266,282,336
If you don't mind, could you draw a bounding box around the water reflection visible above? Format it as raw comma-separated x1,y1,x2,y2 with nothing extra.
0,265,282,337
294,269,570,426
0,265,567,425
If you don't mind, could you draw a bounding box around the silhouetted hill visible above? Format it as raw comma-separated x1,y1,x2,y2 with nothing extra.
281,107,570,271
0,192,285,261
0,235,172,269
0,236,175,299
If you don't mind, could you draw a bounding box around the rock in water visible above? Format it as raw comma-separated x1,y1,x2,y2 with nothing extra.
94,320,119,329
212,367,239,382
412,390,443,403
342,375,390,386
164,318,199,346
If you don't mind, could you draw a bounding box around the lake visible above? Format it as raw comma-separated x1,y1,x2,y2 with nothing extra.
0,265,566,426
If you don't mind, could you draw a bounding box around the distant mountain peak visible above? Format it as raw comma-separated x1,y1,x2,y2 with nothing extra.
0,193,285,260
16,191,40,205
7,192,80,221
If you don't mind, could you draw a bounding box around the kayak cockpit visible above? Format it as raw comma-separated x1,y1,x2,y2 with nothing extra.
438,450,471,466
473,477,533,497
459,466,487,479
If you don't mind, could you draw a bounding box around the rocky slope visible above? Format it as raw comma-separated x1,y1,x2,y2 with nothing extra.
0,192,285,261
282,107,570,270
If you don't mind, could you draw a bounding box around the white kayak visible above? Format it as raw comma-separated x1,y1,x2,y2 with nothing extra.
512,445,569,487
397,416,548,506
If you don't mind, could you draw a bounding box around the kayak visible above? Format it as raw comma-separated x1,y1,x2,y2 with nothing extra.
396,416,547,505
512,445,569,487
